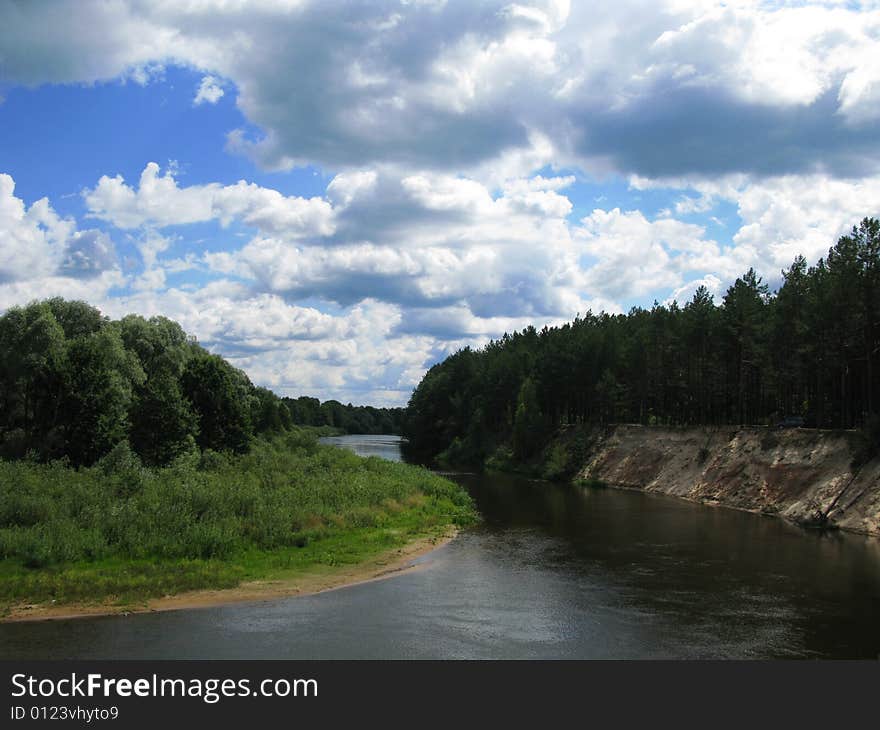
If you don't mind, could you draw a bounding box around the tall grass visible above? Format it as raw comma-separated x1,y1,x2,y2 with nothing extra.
0,429,476,607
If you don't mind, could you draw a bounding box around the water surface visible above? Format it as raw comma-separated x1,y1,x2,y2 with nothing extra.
2,435,878,659
318,433,406,462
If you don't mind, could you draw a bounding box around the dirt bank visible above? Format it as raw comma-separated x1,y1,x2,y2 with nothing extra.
2,529,457,623
578,425,880,536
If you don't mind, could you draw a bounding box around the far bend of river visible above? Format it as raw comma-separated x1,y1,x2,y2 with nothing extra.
2,434,879,659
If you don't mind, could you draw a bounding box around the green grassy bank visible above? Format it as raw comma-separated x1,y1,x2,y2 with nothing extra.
0,430,477,613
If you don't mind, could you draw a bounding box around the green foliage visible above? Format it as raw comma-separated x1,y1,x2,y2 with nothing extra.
129,370,199,466
0,300,298,467
0,433,477,605
45,298,105,339
484,445,515,472
541,443,570,481
253,387,290,434
61,327,143,464
403,347,483,460
403,217,880,470
95,441,148,495
181,353,253,455
436,436,481,467
282,396,405,435
574,477,607,489
513,377,545,459
541,428,594,481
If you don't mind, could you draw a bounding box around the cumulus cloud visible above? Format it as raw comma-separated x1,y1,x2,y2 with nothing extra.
0,172,113,283
6,160,879,405
3,1,880,177
632,171,880,279
0,271,126,314
76,157,880,386
3,1,880,404
97,286,433,404
59,229,117,278
84,162,334,237
198,168,585,325
664,274,723,306
0,172,126,323
193,75,224,105
575,208,723,301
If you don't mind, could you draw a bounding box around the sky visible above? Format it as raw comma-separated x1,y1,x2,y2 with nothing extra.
1,0,879,406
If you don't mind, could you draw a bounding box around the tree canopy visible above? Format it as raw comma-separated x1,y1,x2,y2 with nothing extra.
403,218,880,464
0,301,293,466
282,396,405,435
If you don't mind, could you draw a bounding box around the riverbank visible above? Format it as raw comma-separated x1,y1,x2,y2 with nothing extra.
0,431,477,620
577,425,880,536
2,527,457,622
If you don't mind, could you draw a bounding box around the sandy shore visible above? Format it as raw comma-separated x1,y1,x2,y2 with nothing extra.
2,528,458,623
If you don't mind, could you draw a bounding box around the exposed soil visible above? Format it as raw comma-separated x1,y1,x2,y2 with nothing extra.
579,425,880,536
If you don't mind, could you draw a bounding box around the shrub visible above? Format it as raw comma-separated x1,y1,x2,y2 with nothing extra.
95,441,146,497
542,443,570,481
485,445,515,472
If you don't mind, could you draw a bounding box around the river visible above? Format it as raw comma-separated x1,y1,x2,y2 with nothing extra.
2,434,879,659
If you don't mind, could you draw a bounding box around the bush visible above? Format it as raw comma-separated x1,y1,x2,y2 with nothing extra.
198,449,229,471
95,441,146,497
542,443,570,481
485,445,515,472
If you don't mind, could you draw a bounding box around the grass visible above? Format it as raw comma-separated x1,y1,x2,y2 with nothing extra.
0,429,477,612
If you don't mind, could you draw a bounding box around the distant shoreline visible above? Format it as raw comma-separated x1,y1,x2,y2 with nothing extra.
2,528,458,623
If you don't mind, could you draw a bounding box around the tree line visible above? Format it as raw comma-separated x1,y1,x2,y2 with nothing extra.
282,396,405,435
403,218,880,464
0,299,297,466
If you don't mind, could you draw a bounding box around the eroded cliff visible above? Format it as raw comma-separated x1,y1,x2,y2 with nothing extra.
578,425,880,536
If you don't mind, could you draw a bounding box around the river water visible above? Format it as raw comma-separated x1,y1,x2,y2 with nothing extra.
2,434,879,659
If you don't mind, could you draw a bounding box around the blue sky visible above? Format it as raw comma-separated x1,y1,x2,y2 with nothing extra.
1,1,879,405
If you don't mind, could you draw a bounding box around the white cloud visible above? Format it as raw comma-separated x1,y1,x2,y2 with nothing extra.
99,286,433,405
193,167,585,322
664,274,722,306
7,158,880,405
0,270,125,314
60,229,117,277
84,162,334,237
3,2,880,404
651,3,880,118
4,1,879,175
632,171,880,278
730,175,880,269
574,208,721,300
0,172,117,284
193,75,224,105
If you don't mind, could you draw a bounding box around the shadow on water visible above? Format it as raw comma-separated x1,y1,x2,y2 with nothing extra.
1,435,878,659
